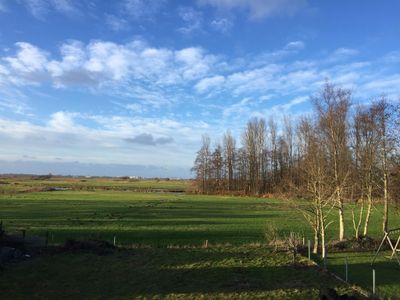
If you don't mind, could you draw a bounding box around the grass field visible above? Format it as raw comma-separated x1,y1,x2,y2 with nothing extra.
0,245,357,299
0,177,399,298
326,250,400,299
0,189,398,246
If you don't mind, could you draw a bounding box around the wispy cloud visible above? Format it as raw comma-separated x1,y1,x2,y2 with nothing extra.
223,97,252,118
198,0,307,20
195,75,225,93
20,0,80,19
1,39,400,149
210,18,233,33
333,47,359,57
284,41,305,51
0,112,209,168
122,0,165,21
105,14,130,32
0,98,32,115
177,6,204,35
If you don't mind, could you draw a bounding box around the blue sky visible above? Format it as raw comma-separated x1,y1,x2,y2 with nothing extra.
0,0,399,177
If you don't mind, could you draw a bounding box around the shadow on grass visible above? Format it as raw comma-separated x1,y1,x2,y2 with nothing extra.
0,247,353,299
316,252,400,298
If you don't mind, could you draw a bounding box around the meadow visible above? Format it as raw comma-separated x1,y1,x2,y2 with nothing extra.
0,177,399,299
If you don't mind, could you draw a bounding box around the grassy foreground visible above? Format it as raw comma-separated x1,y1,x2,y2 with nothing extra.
0,245,356,299
0,177,399,298
326,250,400,299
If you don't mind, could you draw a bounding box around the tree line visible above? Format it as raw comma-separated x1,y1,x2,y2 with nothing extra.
192,82,400,257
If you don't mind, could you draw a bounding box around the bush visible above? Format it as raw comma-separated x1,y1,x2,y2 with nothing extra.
284,232,303,264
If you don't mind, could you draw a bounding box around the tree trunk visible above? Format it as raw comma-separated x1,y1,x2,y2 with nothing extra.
352,202,363,239
338,198,345,241
319,202,326,259
363,191,372,236
313,208,320,254
383,170,389,232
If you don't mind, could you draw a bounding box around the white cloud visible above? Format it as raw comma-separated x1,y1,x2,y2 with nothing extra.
21,0,79,19
105,14,130,32
1,39,400,139
177,6,203,35
125,103,145,113
198,0,307,20
0,112,213,168
225,64,283,96
279,96,308,110
382,51,400,63
333,48,359,57
195,75,225,93
362,74,400,97
1,37,400,175
284,41,305,51
0,99,31,115
246,41,306,69
328,47,360,62
51,0,76,14
223,97,252,118
210,18,233,33
5,42,48,74
48,111,79,131
122,0,165,21
1,40,220,108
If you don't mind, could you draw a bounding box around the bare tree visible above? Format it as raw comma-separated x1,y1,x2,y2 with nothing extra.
192,134,211,193
191,84,400,244
268,117,278,191
242,118,266,195
283,116,294,188
223,130,236,191
235,147,248,192
352,104,380,237
312,82,351,241
210,143,223,193
298,117,333,257
374,98,397,232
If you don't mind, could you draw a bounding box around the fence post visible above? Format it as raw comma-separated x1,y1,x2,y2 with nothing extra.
372,269,376,297
205,240,208,248
113,236,116,246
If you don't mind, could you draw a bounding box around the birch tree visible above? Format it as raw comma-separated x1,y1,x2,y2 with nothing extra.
312,82,351,241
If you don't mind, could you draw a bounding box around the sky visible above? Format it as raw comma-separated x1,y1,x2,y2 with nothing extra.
0,0,399,178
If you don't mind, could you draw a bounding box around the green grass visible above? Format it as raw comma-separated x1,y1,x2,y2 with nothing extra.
0,178,399,298
0,189,398,246
323,250,400,299
0,245,356,299
0,191,284,245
